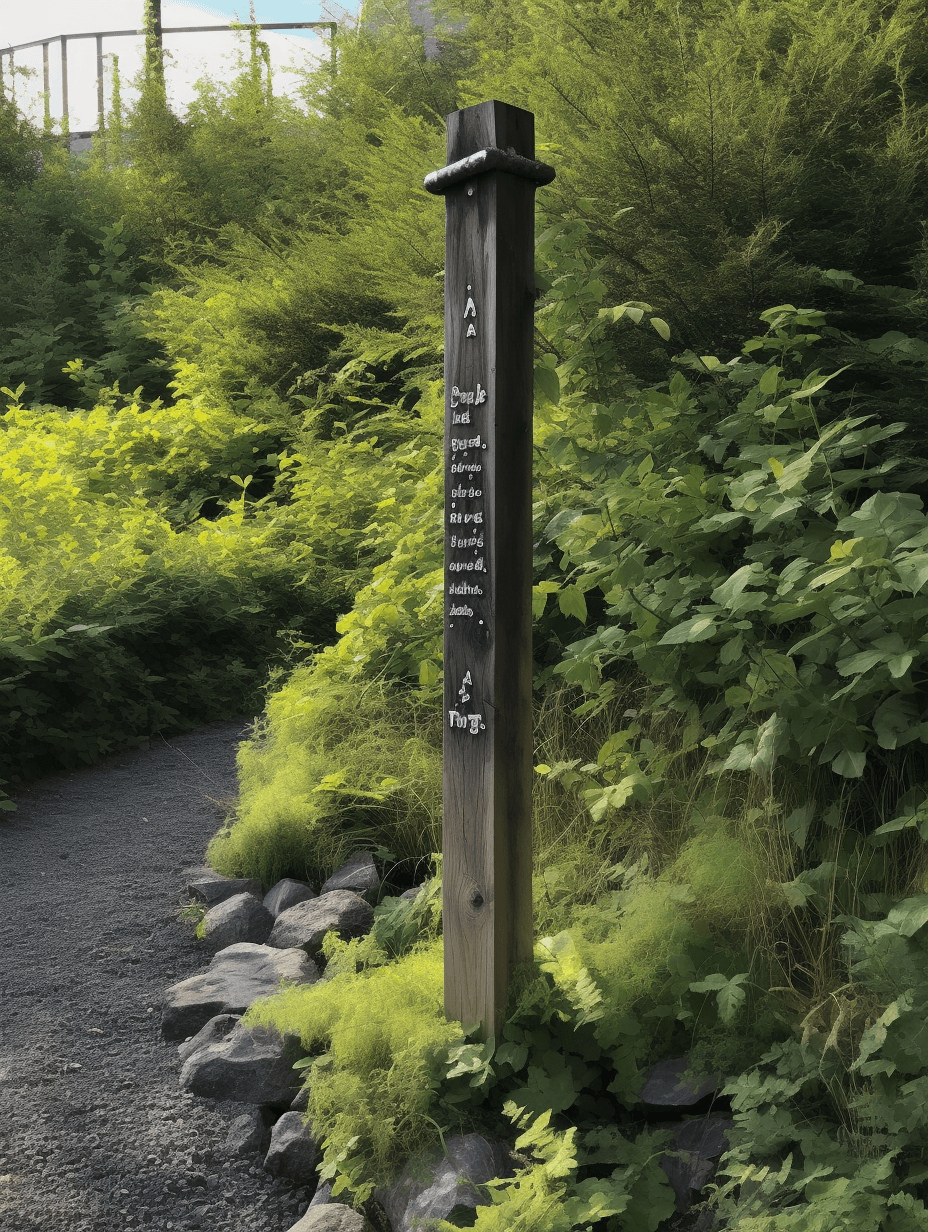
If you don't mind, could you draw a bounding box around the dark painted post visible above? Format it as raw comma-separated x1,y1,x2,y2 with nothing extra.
425,101,554,1037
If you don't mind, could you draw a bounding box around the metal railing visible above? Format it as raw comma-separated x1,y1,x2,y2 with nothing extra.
0,22,337,138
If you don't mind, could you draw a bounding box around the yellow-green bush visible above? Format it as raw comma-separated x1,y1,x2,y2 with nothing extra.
0,387,344,798
207,673,443,888
242,939,461,1198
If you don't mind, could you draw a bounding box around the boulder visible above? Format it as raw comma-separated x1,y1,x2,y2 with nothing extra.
267,891,374,957
265,878,317,918
286,1204,376,1232
659,1117,733,1214
320,853,380,902
177,1012,241,1063
674,1116,732,1159
264,1111,320,1183
378,1134,510,1232
179,1022,304,1107
186,872,263,906
291,1085,310,1112
309,1181,333,1208
226,1108,270,1158
201,892,274,949
640,1057,719,1108
161,942,319,1042
399,886,423,901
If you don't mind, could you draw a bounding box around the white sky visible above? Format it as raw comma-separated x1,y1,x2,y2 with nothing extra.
1,2,353,133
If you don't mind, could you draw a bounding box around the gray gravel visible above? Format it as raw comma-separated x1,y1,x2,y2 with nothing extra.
0,720,316,1232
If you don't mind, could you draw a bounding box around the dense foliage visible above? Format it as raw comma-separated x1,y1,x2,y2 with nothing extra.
6,0,928,1227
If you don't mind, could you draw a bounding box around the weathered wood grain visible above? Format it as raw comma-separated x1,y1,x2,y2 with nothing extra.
438,101,544,1036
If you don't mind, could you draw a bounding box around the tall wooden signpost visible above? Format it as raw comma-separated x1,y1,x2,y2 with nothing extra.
425,102,554,1037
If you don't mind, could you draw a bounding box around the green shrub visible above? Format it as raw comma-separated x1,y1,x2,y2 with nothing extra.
243,939,461,1198
207,673,443,888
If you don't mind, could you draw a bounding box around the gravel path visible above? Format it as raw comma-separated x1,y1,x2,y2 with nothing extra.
0,719,316,1232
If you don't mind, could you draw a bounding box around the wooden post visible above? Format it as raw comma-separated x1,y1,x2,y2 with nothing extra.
425,101,554,1038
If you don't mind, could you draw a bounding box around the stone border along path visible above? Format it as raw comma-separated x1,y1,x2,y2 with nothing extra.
0,718,336,1232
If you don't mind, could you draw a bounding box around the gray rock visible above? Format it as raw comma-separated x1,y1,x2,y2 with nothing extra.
658,1117,734,1215
177,1012,241,1062
673,1116,733,1159
201,892,274,949
399,886,422,901
378,1134,510,1232
179,1022,304,1106
640,1057,719,1107
264,1110,320,1182
291,1085,310,1112
309,1181,333,1208
186,872,263,906
660,1149,717,1213
286,1204,375,1232
226,1108,270,1158
265,878,317,918
161,942,319,1041
267,891,374,957
320,853,380,902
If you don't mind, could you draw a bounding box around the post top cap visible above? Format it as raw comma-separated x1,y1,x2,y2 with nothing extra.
424,146,555,195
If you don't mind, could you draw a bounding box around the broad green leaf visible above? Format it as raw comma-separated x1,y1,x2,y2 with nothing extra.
853,995,909,1068
650,316,671,341
689,972,730,992
871,811,922,837
894,553,928,593
558,585,587,622
534,363,561,405
658,615,717,644
711,564,762,608
690,972,749,1024
781,878,816,909
758,365,780,396
836,649,885,677
886,896,928,937
717,976,748,1024
873,696,920,750
783,804,814,851
722,714,784,776
832,747,866,778
418,659,440,686
789,364,851,399
809,564,855,588
886,652,916,679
